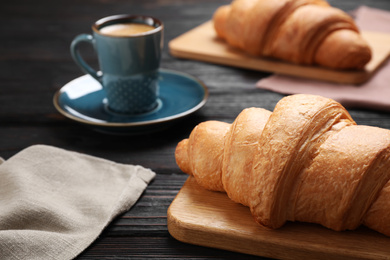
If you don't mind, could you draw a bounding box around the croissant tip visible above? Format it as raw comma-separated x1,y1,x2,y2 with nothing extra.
175,139,192,175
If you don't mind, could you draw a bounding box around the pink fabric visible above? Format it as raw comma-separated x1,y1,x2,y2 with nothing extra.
256,6,390,111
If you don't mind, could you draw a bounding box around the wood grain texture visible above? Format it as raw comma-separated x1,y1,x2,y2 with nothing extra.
168,176,390,260
169,21,390,84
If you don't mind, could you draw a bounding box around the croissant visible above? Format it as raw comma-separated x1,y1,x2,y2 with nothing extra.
175,94,390,237
213,0,372,69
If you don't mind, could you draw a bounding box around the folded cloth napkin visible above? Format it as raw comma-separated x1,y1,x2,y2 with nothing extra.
256,6,390,111
0,145,156,260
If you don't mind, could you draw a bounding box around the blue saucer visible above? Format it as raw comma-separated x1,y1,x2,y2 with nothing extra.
53,69,208,134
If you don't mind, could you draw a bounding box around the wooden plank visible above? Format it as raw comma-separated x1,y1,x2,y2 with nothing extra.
169,21,390,84
168,176,390,260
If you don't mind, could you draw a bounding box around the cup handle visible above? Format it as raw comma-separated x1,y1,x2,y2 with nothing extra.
70,34,102,82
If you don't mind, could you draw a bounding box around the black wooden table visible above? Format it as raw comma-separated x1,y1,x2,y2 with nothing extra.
2,0,390,259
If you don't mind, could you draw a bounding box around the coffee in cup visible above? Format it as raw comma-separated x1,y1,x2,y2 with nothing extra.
70,15,164,115
99,23,156,36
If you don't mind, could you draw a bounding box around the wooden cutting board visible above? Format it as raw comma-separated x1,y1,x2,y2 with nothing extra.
169,21,390,84
167,176,390,259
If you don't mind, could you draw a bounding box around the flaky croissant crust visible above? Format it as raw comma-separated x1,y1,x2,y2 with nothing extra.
175,94,390,237
213,0,372,69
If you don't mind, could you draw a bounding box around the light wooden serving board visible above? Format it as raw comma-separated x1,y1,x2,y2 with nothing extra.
169,21,390,84
168,176,390,259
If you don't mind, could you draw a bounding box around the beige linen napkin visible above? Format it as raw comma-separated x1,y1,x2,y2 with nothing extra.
0,145,156,260
256,6,390,111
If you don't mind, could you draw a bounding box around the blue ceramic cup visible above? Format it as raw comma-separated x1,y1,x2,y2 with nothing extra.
70,15,163,115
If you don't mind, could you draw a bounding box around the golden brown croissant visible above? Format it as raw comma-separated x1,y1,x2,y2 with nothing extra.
213,0,372,69
175,94,390,237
